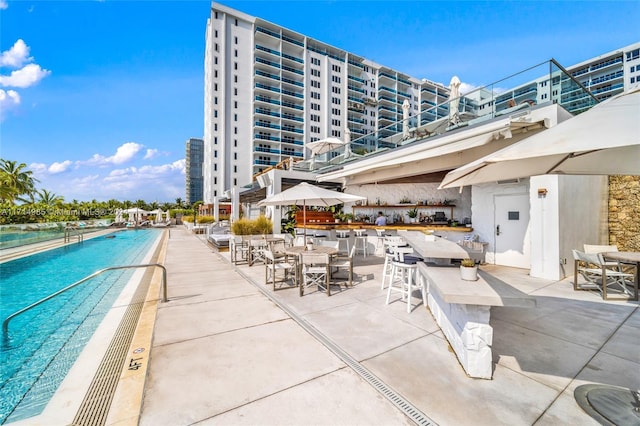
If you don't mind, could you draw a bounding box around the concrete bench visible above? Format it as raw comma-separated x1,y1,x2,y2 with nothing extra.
417,262,536,379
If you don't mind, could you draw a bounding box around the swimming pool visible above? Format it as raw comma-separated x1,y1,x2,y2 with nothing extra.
0,228,162,424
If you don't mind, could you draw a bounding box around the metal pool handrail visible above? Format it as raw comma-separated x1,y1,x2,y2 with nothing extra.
2,263,168,336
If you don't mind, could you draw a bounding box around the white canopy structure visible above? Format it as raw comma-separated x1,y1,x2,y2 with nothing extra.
439,87,640,189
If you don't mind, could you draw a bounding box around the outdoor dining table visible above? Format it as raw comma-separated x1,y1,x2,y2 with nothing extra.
284,246,339,287
397,230,469,264
603,251,640,300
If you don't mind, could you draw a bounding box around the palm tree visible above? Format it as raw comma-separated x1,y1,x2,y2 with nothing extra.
175,197,183,208
1,159,38,204
37,189,64,206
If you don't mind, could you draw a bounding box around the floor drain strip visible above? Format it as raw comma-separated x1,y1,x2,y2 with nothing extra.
233,261,437,426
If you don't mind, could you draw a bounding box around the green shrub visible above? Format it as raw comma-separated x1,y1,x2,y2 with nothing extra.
197,215,216,224
231,218,254,235
253,214,273,234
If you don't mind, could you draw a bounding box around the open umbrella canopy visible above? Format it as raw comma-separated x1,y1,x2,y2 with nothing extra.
257,182,365,207
306,137,346,155
439,87,640,189
257,182,365,238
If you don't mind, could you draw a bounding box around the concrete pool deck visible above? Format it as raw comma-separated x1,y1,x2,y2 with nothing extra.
138,227,639,425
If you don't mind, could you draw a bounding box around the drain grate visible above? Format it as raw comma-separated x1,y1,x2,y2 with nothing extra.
71,272,150,426
72,241,162,426
233,259,437,426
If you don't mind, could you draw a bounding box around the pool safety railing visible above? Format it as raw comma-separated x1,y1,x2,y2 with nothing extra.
64,226,84,244
2,263,168,336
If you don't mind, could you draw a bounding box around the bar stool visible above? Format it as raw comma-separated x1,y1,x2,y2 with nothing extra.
354,229,368,257
386,247,426,313
336,229,350,255
381,236,406,289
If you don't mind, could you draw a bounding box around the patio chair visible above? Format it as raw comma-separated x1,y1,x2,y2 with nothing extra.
249,238,268,266
331,245,356,287
230,236,249,265
572,249,635,300
264,248,295,291
299,252,331,296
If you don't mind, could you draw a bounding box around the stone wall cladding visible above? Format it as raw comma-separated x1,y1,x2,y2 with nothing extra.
609,175,640,251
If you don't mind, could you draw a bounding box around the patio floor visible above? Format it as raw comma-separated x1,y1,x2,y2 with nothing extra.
139,227,639,425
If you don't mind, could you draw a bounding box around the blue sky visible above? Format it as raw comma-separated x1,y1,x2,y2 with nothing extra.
1,0,638,203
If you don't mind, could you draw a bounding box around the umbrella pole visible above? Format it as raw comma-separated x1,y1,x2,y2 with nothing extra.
303,201,307,244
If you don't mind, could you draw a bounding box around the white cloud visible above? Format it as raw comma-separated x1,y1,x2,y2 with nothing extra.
0,89,20,120
0,1,8,10
143,148,159,159
48,160,72,174
81,142,144,166
0,63,51,88
29,162,48,174
0,39,31,68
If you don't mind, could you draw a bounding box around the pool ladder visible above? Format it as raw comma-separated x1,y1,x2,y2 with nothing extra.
2,263,168,337
64,226,84,243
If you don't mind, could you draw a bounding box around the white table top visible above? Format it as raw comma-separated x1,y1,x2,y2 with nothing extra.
418,263,536,307
398,231,469,259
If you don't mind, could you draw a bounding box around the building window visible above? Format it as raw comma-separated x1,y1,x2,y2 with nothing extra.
214,30,218,37
214,110,218,118
214,83,218,91
234,36,238,44
234,75,238,83
234,178,237,186
214,150,218,158
214,190,217,197
214,137,218,145
234,88,238,96
214,97,218,105
214,123,218,131
214,163,217,171
233,165,237,173
234,114,238,121
234,127,238,134
214,177,217,184
214,57,218,65
215,43,218,52
234,101,238,108
235,18,238,26
234,62,238,70
234,139,237,147
234,49,238,57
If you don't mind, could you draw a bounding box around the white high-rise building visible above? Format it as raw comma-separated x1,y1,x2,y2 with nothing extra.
202,2,452,203
203,2,639,203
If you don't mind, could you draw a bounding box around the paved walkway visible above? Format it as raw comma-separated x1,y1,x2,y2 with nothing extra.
140,228,639,425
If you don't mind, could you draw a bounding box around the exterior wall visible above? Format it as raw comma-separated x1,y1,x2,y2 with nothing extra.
609,176,640,251
556,175,608,279
471,179,531,267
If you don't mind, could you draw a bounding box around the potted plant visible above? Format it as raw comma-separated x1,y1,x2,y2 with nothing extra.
343,213,354,224
398,196,412,204
407,207,418,223
460,258,478,281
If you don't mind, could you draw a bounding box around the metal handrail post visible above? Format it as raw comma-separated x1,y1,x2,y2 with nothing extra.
2,263,168,336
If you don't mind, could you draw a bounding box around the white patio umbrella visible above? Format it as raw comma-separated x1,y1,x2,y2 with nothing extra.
114,208,123,223
306,137,345,168
448,76,462,126
439,87,640,189
257,182,366,238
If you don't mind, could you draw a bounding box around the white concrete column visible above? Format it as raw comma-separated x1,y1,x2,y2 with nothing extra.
213,196,219,222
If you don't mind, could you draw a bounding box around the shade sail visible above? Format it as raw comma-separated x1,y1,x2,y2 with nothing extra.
439,87,640,189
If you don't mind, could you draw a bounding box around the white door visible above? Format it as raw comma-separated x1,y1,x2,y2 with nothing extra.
493,193,530,269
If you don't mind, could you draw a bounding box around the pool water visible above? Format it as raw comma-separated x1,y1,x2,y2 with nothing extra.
0,229,162,424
